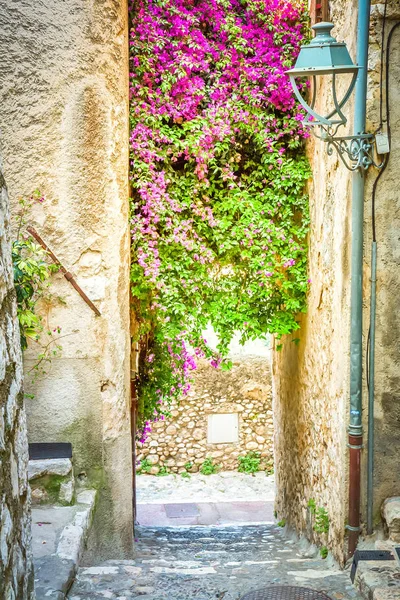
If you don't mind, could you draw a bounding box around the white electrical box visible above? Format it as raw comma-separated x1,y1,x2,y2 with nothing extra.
375,132,390,155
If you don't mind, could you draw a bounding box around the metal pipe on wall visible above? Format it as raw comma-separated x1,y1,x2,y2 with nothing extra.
347,0,371,557
367,241,377,534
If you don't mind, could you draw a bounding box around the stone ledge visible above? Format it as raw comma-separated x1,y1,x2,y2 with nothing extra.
355,559,400,600
29,458,73,480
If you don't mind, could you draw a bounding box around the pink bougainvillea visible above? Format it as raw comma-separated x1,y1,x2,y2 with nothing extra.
129,0,310,439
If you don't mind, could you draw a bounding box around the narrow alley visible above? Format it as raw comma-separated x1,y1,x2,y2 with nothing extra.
68,524,362,600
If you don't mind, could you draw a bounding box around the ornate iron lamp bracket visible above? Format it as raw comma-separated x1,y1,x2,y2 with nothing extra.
318,132,384,171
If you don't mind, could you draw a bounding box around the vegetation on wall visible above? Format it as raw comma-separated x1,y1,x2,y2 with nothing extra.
12,191,63,379
129,0,310,438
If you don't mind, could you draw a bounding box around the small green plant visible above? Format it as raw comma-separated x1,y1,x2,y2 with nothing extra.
13,191,59,349
308,499,330,534
157,466,169,476
238,451,261,474
320,546,328,559
314,507,330,534
137,458,152,474
184,461,193,472
307,498,316,514
277,519,286,528
181,471,191,479
200,457,220,475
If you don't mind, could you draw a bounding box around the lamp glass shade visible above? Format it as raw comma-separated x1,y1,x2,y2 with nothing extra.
286,22,359,77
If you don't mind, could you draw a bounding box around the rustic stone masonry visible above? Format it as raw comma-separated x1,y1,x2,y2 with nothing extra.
137,357,273,474
0,170,34,598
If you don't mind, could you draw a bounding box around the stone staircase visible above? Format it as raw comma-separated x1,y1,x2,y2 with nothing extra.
29,452,97,600
68,524,362,600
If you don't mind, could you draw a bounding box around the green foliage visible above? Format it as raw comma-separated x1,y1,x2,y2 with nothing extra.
277,518,286,527
200,457,220,475
157,466,169,476
12,191,63,381
137,458,152,474
308,498,330,534
12,192,58,349
181,462,193,478
129,0,311,439
314,507,330,535
238,451,261,474
307,498,316,513
320,546,328,559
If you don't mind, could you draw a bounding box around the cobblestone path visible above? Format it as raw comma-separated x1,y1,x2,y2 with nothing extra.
68,524,362,600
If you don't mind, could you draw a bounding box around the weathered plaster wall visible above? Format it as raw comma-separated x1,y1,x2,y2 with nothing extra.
273,0,400,562
0,169,34,598
138,357,273,474
0,0,133,558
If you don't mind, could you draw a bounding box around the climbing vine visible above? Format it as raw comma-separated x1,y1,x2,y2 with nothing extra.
13,191,63,380
129,0,311,438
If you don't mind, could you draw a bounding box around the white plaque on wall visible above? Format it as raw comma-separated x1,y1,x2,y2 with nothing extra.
207,413,239,444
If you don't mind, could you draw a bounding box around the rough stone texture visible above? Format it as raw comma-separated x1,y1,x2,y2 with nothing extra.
273,0,400,563
68,525,362,599
138,357,273,474
367,0,400,532
355,559,400,600
0,0,133,559
0,170,34,597
382,497,400,542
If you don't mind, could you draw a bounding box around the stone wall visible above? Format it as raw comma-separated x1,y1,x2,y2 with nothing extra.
138,357,273,474
366,0,400,531
0,170,34,598
0,0,133,559
273,0,400,563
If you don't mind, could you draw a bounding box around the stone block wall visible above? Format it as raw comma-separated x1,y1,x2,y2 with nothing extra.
273,0,400,563
0,170,34,598
137,357,273,474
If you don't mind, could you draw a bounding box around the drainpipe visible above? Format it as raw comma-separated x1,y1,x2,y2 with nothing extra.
347,0,371,557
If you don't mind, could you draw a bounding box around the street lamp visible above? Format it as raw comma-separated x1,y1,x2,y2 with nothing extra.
286,22,385,171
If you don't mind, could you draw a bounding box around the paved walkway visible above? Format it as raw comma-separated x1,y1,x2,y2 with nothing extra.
68,525,362,600
137,500,275,526
136,472,275,504
136,471,276,527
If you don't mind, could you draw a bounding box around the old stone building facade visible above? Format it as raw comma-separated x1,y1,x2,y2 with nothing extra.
273,0,400,562
138,357,274,474
0,170,34,598
0,0,133,559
